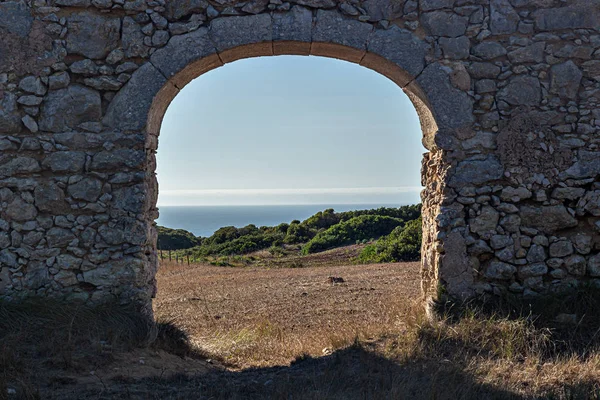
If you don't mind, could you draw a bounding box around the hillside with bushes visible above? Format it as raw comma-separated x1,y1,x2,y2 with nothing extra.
157,204,422,264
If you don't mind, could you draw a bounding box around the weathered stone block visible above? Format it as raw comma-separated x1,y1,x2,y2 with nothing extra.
39,85,101,133
42,152,86,173
485,260,516,280
565,254,586,276
490,0,519,35
367,26,427,81
526,244,546,263
34,182,66,212
550,61,582,100
421,11,468,37
5,197,37,222
549,240,573,258
500,187,532,202
468,62,501,79
497,75,541,106
0,1,33,37
68,178,103,202
314,10,373,50
46,228,76,248
0,157,41,178
534,4,600,31
91,150,145,171
520,205,578,234
471,42,507,60
0,93,22,134
112,185,145,213
589,254,600,277
413,63,474,131
151,27,218,85
439,36,470,60
582,60,600,82
273,6,313,43
122,17,151,58
562,151,600,180
210,15,272,53
450,156,503,187
66,13,120,59
362,0,404,21
420,0,453,12
103,63,169,132
577,190,600,217
519,262,548,279
165,0,208,20
470,206,500,238
552,187,585,201
507,42,545,64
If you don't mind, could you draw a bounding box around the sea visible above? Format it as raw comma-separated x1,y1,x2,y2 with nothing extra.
156,204,404,238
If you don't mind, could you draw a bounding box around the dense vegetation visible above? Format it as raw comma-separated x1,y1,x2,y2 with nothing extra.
157,204,422,262
302,215,404,254
358,217,422,263
157,226,200,250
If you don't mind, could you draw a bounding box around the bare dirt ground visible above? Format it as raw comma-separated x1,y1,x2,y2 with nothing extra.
154,259,421,368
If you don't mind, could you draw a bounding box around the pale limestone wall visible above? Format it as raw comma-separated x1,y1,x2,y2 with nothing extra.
0,0,599,310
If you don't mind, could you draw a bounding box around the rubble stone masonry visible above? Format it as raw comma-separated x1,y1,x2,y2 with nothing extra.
0,0,599,311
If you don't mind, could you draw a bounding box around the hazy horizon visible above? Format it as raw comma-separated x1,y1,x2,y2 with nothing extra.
158,187,422,206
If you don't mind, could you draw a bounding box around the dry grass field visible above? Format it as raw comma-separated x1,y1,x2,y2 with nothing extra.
2,247,600,399
154,258,421,368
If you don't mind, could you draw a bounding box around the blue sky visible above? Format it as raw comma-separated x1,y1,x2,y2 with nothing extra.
156,55,424,206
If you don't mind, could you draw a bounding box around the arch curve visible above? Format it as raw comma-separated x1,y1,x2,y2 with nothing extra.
104,11,474,152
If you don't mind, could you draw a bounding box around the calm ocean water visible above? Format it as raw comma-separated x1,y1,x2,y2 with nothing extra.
156,204,403,237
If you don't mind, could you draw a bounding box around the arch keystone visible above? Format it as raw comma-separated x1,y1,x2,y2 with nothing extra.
209,15,273,63
311,9,373,63
273,6,312,55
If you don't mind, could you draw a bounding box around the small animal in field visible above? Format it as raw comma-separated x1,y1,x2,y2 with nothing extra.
327,276,345,285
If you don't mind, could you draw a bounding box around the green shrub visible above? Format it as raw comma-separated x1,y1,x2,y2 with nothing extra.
284,222,314,244
302,215,404,254
358,217,422,263
301,208,341,230
157,226,200,250
275,223,290,234
209,226,242,245
338,204,421,223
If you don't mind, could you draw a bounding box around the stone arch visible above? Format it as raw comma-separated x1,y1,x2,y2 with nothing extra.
3,0,596,312
103,10,474,307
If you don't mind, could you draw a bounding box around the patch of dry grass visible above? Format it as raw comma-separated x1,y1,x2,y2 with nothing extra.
154,259,419,368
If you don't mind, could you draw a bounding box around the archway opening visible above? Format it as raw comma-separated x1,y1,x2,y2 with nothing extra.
152,54,427,367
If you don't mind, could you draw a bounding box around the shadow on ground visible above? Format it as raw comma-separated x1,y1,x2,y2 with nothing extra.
45,343,527,400
4,293,600,400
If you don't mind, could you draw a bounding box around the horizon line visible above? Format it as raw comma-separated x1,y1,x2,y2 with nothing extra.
157,202,418,207
159,187,423,196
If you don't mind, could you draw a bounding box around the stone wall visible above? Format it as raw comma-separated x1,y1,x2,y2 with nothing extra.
0,0,599,310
